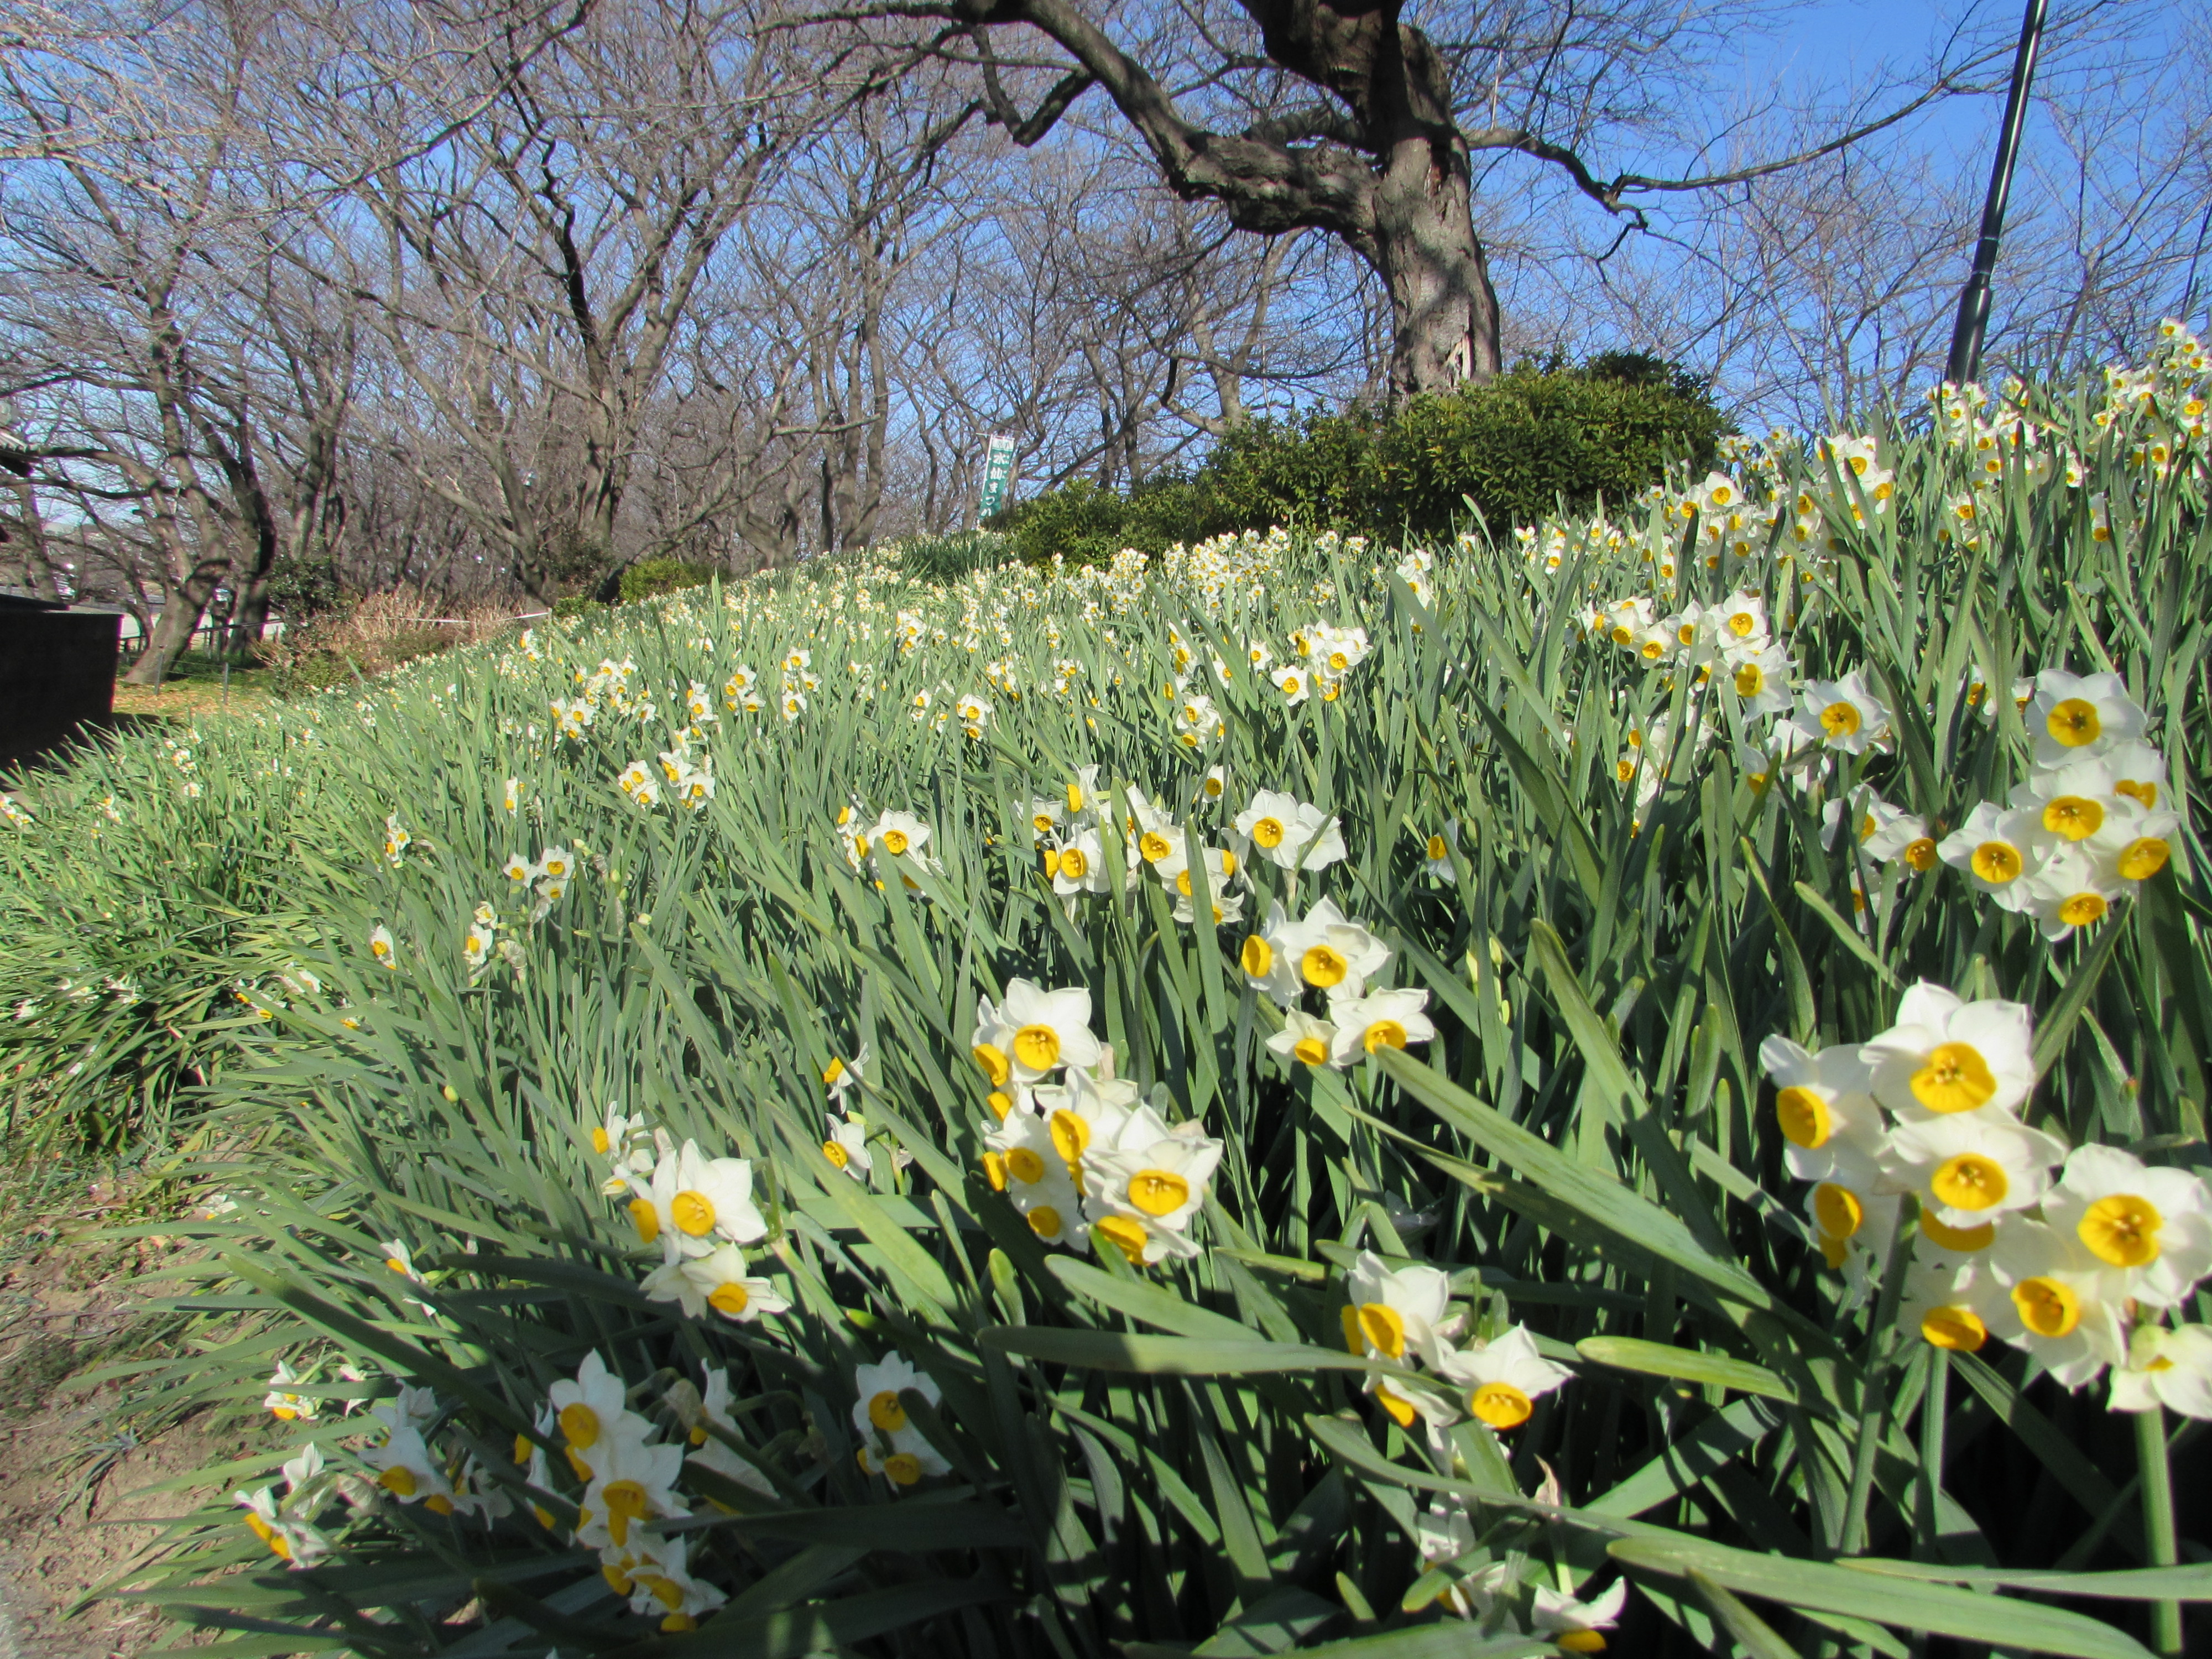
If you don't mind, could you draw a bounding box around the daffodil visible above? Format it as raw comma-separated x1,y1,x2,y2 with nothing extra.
573,1421,686,1550
973,979,1103,1083
2017,844,2122,938
1790,668,1891,754
1756,1034,1887,1187
1237,900,1312,1005
1082,1109,1224,1241
642,1241,791,1323
679,1367,778,1498
1326,987,1436,1064
1339,1250,1456,1367
1882,1111,2067,1230
1265,1009,1339,1069
1985,1219,2127,1387
2027,669,2146,767
614,1529,729,1631
549,1352,645,1471
2039,1144,2212,1308
264,1359,317,1421
1860,982,2036,1119
235,1486,330,1568
1531,1579,1630,1652
851,1353,951,1483
1937,801,2044,905
2109,1324,2212,1417
1434,1324,1573,1430
1045,826,1111,896
369,924,398,969
363,1421,458,1514
501,853,536,883
646,1141,769,1256
823,1112,873,1179
1232,790,1347,873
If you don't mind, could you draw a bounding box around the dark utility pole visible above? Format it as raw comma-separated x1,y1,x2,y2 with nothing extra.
1944,0,2051,386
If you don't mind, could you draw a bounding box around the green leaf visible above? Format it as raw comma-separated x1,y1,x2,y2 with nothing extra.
1840,1559,2212,1601
1575,1336,1799,1406
982,1325,1404,1381
1689,1569,1805,1659
1608,1536,2156,1658
1045,1254,1256,1341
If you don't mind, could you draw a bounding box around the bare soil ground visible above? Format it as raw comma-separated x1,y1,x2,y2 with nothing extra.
0,1170,242,1657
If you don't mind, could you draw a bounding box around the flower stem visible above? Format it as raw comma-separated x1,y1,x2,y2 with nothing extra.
2137,1405,2182,1655
1839,1206,1914,1557
1915,1347,1949,1559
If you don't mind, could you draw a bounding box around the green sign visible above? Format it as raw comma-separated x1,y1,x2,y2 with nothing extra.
978,435,1017,520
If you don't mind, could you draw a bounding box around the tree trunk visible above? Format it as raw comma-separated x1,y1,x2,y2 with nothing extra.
1371,139,1501,399
123,554,226,684
4,479,62,599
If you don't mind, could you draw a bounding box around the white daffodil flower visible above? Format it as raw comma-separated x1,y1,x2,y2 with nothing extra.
235,1486,330,1568
2027,668,2146,767
1986,1218,2127,1389
1532,1579,1630,1651
852,1352,951,1483
2039,1144,2212,1308
1237,900,1313,1006
1790,667,1891,754
973,978,1103,1083
1717,644,1796,720
1936,801,2046,905
264,1359,317,1421
573,1425,686,1551
2017,843,2124,938
2109,1324,2212,1418
864,810,931,863
549,1350,652,1477
823,1112,873,1180
1045,826,1112,896
1340,1250,1455,1368
646,1140,768,1256
1325,987,1437,1065
1902,1237,2002,1355
369,924,398,969
1083,1114,1224,1239
1861,982,2037,1119
1282,898,1392,998
1757,1035,1888,1187
1265,1009,1340,1070
363,1422,457,1513
1233,789,1348,872
620,1530,729,1631
1882,1110,2067,1230
643,1241,790,1323
1434,1324,1573,1430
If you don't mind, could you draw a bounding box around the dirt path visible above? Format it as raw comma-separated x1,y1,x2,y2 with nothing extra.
0,1181,233,1657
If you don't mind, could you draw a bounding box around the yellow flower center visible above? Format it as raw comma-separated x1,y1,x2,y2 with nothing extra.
1615,760,1636,784
2058,892,2107,926
1251,816,1285,848
1921,1306,1987,1351
982,1150,1008,1190
1363,1020,1410,1053
628,1199,660,1243
1292,1035,1329,1066
1820,701,1861,739
1425,834,1448,862
708,1280,752,1317
592,1126,612,1155
1027,1204,1063,1238
1302,943,1349,988
1032,812,1055,834
1728,609,1755,637
1905,837,1937,871
1175,870,1195,896
1058,847,1089,880
2115,779,2158,808
2119,837,2171,880
883,1452,923,1485
380,1465,418,1498
2046,698,2101,747
1557,1632,1607,1654
1140,831,1172,862
2039,795,2102,840
2012,1276,2081,1338
1005,1147,1046,1185
1813,1182,1864,1239
1733,662,1764,696
823,1139,850,1170
670,1191,717,1236
1468,1381,1534,1429
1129,1170,1191,1216
2079,1192,2162,1266
1775,1086,1831,1148
972,1042,1011,1086
1048,1109,1092,1170
1371,1383,1418,1428
868,1390,907,1431
879,829,911,858
1931,1152,2008,1212
1357,1302,1406,1358
1919,1212,1996,1251
1912,1042,1997,1114
1971,841,2022,883
1095,1214,1149,1264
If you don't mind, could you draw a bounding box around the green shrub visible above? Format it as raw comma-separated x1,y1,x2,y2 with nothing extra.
997,356,1729,563
890,529,1016,582
616,557,717,604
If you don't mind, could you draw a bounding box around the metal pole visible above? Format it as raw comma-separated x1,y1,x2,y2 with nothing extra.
1944,0,2050,386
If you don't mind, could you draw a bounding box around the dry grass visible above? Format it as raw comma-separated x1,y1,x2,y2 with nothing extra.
255,586,532,691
